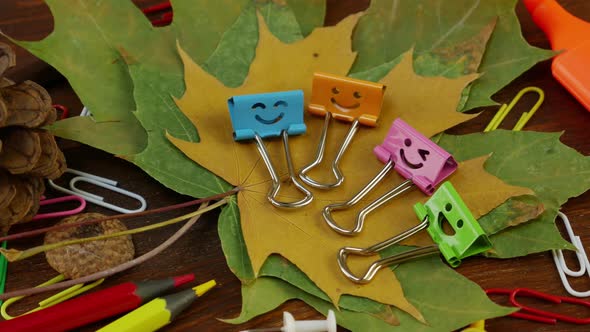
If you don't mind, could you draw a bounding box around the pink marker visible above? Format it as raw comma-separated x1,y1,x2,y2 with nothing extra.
323,118,457,236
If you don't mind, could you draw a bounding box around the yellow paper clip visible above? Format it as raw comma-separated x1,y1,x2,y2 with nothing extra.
461,320,487,332
484,86,544,132
0,275,104,319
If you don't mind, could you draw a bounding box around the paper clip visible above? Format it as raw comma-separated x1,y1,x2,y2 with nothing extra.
460,320,486,332
552,212,590,297
52,104,69,120
48,169,147,214
0,241,6,306
298,73,386,189
228,90,312,208
338,182,492,284
486,288,590,324
31,195,86,221
79,106,92,117
142,1,173,26
1,275,104,320
323,118,457,236
484,86,544,132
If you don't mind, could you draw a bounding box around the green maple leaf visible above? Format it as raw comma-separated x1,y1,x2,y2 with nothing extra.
350,0,553,111
8,0,325,197
437,130,590,257
225,249,513,331
2,0,148,156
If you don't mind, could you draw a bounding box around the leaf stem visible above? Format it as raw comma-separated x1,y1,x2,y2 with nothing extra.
0,200,220,300
1,199,229,262
2,187,239,242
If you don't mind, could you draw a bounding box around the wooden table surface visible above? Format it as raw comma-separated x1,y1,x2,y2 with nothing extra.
1,1,590,331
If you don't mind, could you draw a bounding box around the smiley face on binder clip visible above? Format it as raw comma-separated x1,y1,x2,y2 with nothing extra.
228,90,306,141
308,72,385,126
374,118,457,195
400,137,430,170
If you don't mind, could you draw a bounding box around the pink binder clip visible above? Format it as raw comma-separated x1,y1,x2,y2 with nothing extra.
32,195,86,221
323,118,457,236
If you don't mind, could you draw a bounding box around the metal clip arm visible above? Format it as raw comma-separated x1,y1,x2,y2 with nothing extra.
253,132,313,209
323,161,414,236
337,216,436,284
299,114,360,189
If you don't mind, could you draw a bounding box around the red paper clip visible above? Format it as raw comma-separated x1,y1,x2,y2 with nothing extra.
142,1,173,26
52,104,69,120
486,288,590,325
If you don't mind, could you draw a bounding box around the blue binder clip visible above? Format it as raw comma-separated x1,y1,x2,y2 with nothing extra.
228,90,313,208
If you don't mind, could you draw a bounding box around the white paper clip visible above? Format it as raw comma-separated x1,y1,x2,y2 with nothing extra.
48,169,147,214
79,106,92,117
551,212,590,297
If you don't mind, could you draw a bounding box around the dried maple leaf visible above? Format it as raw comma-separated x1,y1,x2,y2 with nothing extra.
168,14,531,319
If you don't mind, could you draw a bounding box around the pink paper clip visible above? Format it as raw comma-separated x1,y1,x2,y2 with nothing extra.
486,288,590,325
32,195,86,221
323,118,457,236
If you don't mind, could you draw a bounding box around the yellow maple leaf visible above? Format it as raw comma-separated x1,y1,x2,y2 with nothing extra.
168,13,531,321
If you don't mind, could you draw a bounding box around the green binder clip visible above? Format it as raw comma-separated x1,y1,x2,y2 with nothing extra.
414,182,492,268
337,181,492,284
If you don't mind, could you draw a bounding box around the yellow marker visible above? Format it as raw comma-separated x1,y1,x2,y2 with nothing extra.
97,280,216,332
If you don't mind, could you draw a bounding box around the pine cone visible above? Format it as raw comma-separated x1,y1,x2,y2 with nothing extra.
0,42,66,234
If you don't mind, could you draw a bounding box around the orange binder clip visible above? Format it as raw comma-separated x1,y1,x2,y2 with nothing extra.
299,73,385,189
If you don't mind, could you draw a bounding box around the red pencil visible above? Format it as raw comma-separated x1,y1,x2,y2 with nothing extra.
0,274,195,332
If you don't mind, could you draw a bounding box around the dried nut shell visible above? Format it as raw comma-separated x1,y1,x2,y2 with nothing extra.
45,213,135,279
1,81,52,128
0,127,41,174
0,177,34,234
0,43,16,78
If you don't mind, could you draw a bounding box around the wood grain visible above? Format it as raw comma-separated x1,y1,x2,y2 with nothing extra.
1,1,590,331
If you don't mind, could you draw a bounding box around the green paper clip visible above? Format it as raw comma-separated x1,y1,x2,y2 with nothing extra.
414,182,492,267
0,241,7,306
337,181,492,284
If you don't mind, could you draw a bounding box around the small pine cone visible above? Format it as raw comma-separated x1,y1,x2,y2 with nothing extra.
0,42,67,233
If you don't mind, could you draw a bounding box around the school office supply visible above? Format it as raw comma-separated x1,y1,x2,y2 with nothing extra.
48,168,147,213
484,87,544,132
242,309,337,332
228,90,312,208
0,274,195,332
31,195,86,221
97,279,216,332
524,0,590,111
1,276,104,319
299,73,385,189
338,182,491,283
486,288,590,325
324,118,457,236
552,212,590,297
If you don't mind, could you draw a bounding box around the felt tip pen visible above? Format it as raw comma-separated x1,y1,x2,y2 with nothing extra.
97,279,216,332
0,274,195,332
